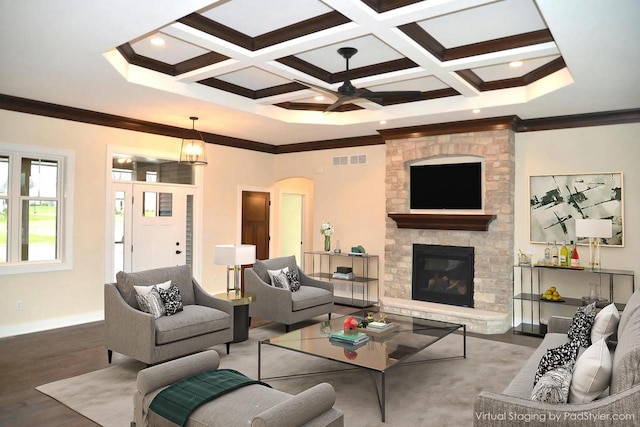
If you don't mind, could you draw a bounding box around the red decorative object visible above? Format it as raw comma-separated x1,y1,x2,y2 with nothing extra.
343,348,358,360
343,316,358,334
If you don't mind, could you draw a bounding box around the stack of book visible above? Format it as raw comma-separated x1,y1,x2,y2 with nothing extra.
329,330,369,346
367,321,394,330
360,321,398,337
332,272,354,280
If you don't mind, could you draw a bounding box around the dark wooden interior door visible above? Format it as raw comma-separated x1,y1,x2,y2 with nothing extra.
241,190,270,262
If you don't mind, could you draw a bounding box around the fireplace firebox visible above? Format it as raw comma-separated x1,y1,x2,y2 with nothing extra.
412,244,474,308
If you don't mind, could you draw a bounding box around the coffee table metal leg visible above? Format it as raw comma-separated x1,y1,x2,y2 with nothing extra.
381,371,386,422
258,341,262,380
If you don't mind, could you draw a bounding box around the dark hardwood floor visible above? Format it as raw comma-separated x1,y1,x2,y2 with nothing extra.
0,305,541,426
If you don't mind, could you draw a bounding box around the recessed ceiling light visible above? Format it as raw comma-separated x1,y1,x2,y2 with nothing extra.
509,60,523,68
150,37,165,47
472,109,481,114
314,95,324,101
379,120,387,125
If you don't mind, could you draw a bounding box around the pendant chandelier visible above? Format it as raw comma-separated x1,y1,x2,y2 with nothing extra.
179,116,208,165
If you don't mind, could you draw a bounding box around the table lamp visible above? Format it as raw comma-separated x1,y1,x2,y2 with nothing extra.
214,244,256,293
575,219,612,270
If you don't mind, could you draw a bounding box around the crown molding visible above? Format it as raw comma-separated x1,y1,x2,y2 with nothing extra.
1,93,639,154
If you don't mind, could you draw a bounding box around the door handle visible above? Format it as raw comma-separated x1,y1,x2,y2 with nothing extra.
176,250,182,254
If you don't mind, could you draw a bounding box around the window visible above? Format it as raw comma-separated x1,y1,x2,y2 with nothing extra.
0,143,74,274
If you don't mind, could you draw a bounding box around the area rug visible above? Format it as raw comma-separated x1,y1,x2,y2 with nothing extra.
37,322,535,427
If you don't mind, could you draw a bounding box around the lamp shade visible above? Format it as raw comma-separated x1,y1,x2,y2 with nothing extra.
575,219,613,238
179,116,208,165
214,244,256,266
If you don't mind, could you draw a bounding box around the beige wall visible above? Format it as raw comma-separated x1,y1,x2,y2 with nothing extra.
1,107,638,337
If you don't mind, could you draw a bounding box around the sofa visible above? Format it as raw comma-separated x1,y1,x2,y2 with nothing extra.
133,350,344,427
474,289,640,426
245,255,334,332
105,265,234,365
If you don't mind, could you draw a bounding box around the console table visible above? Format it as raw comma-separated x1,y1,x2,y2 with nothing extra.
513,265,635,337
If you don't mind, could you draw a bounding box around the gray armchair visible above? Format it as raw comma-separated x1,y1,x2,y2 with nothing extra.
105,265,233,365
245,255,334,332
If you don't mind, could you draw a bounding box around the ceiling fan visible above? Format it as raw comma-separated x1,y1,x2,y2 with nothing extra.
295,47,423,113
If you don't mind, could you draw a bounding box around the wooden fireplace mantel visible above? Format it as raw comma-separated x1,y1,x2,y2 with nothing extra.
388,213,496,231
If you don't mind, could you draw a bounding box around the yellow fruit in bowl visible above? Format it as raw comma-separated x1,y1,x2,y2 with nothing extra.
550,286,556,292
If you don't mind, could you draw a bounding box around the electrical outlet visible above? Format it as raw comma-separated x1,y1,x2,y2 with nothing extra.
16,300,23,311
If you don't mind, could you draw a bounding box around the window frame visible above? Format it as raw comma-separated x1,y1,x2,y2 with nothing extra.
0,143,74,275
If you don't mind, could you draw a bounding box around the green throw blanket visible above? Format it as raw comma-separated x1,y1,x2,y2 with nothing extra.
149,369,271,427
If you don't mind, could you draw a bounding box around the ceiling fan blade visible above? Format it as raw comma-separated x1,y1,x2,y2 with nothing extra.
294,79,340,98
323,97,350,113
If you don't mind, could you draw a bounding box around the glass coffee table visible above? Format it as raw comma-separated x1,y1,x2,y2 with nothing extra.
258,313,466,422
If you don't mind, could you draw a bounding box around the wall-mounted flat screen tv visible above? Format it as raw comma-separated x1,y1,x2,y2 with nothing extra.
410,162,482,210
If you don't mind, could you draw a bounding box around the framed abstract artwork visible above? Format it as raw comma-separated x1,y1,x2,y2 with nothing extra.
529,172,623,246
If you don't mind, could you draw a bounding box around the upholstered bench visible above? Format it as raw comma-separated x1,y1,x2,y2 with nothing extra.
133,350,344,427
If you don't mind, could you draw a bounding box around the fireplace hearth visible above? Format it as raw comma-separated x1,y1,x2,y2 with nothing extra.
412,244,474,308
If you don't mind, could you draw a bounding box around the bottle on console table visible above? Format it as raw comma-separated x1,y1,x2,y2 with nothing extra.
551,240,559,266
560,240,569,267
570,240,580,268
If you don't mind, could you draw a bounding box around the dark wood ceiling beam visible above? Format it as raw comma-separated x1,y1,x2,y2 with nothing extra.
174,51,229,75
274,135,384,153
0,94,275,153
273,102,362,112
117,44,176,76
254,12,350,50
178,13,253,50
276,56,332,82
2,93,639,154
399,25,554,62
333,57,419,83
378,116,520,140
361,0,425,13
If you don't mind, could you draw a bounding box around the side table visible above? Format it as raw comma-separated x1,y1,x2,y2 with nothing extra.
214,291,256,343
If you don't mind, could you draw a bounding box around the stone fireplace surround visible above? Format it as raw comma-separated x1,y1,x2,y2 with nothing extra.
382,129,515,334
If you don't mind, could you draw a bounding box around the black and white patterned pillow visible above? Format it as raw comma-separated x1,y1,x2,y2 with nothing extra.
135,286,166,319
157,283,184,316
286,269,301,292
568,302,597,347
534,340,580,385
531,361,575,403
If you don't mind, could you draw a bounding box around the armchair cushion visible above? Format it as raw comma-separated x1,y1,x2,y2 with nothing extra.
155,305,230,345
116,265,195,308
292,286,333,311
136,287,166,319
267,267,291,289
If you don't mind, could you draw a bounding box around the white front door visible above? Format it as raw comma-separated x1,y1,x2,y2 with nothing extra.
131,184,191,271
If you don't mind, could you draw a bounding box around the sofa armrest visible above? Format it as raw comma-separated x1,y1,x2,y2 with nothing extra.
251,382,337,427
104,283,156,362
547,316,573,334
299,269,334,292
474,385,640,427
136,350,221,395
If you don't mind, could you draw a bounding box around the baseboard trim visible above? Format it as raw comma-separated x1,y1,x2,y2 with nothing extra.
0,310,104,339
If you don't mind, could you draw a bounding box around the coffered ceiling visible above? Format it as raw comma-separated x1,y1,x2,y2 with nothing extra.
1,0,639,145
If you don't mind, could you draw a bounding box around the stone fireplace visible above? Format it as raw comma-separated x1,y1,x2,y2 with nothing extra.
382,129,515,334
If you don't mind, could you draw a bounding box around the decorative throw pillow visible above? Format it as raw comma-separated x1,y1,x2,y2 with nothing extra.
135,286,166,319
591,303,620,343
134,280,172,296
531,361,575,403
534,340,581,385
569,338,612,403
286,269,301,292
568,302,597,348
157,283,184,316
267,267,290,290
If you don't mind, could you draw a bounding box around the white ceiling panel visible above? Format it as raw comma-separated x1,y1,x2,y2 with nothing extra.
473,55,560,81
216,67,291,90
418,0,546,48
200,0,332,37
131,32,210,64
369,76,449,92
295,36,403,73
